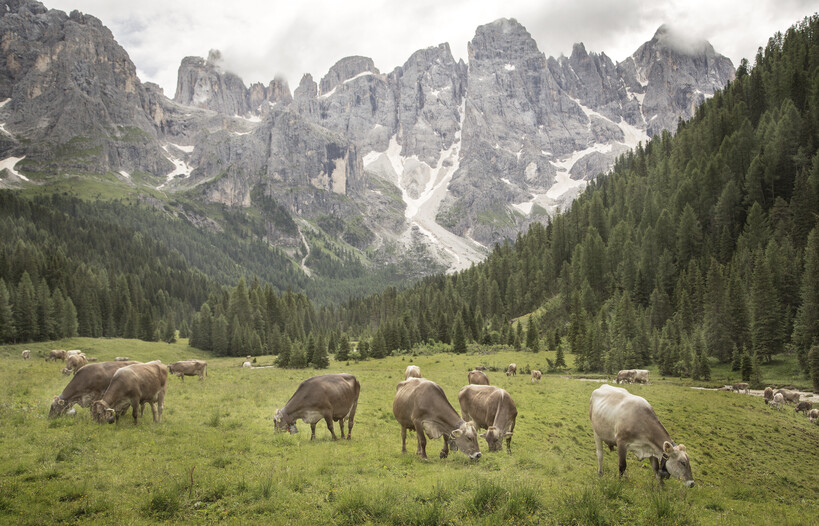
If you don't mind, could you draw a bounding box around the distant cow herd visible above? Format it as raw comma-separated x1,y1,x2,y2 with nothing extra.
33,349,817,487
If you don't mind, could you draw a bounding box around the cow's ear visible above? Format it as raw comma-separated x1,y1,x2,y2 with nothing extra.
677,444,686,452
663,441,674,454
451,429,463,438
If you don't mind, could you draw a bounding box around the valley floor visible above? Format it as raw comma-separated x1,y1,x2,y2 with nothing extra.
1,339,817,524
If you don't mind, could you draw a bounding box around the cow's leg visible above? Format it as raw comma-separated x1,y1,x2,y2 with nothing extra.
310,422,317,440
325,416,338,440
594,432,604,476
132,402,139,424
337,418,345,439
440,434,451,459
149,401,158,423
617,443,628,477
401,427,408,454
506,421,515,455
414,422,428,459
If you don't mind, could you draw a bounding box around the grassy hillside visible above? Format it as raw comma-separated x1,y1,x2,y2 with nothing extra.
0,340,817,524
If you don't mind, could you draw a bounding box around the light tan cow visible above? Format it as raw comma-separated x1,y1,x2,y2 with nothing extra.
632,370,650,384
168,360,208,381
589,384,694,487
393,378,481,461
66,350,83,358
274,374,360,440
458,385,517,453
404,365,422,380
809,408,818,424
763,387,774,404
732,383,749,394
774,389,801,404
21,350,31,360
506,363,517,377
531,370,542,383
616,370,635,384
91,361,168,424
49,361,140,418
242,361,252,368
468,370,490,385
770,392,785,410
65,353,87,375
114,356,130,361
46,349,67,362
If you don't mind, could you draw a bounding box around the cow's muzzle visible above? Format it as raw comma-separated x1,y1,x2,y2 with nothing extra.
685,480,695,488
288,424,298,434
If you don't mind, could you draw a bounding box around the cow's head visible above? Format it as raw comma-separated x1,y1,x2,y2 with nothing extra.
451,421,481,460
91,401,116,424
661,441,694,488
48,396,67,419
479,425,512,453
274,409,298,434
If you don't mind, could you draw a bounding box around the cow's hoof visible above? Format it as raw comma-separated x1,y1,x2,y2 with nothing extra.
439,452,448,459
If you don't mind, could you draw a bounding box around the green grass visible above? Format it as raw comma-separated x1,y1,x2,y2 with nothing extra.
0,339,817,524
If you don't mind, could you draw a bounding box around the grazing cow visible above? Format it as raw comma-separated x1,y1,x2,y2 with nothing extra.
632,370,650,384
468,370,490,385
774,389,801,404
49,361,140,418
506,363,517,377
795,401,813,415
458,385,517,454
274,373,360,440
616,370,636,384
114,357,130,361
474,366,487,371
531,370,542,383
46,349,67,362
393,378,481,460
242,361,252,368
87,357,98,362
66,350,83,358
168,360,208,381
65,354,87,375
809,409,818,424
732,383,750,394
763,387,774,404
22,350,31,360
770,393,785,411
404,365,422,380
91,361,168,424
589,384,694,487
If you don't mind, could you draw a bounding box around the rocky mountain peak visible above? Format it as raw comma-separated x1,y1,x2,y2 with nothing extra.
318,56,379,96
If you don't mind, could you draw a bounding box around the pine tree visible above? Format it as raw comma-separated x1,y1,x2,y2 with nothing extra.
276,335,291,367
792,228,819,371
526,319,539,353
749,251,783,361
62,297,78,338
14,271,38,342
749,352,763,388
555,344,566,369
452,319,467,354
312,339,329,369
731,345,742,371
211,315,229,356
740,352,752,382
164,313,177,343
699,347,711,381
230,322,243,356
0,279,15,343
305,334,317,365
328,332,337,355
289,344,307,368
810,345,819,392
179,319,190,339
337,335,350,361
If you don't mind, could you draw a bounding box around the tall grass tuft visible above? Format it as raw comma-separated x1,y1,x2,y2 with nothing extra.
333,489,389,526
504,484,541,520
469,479,507,514
560,486,612,526
144,487,181,520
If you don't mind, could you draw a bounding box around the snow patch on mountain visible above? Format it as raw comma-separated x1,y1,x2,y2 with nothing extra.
0,156,29,182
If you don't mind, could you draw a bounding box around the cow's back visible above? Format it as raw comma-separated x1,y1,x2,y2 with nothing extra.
589,384,658,441
394,378,451,427
459,385,515,429
288,373,359,417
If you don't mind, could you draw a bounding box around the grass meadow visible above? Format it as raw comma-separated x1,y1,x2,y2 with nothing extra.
0,339,817,525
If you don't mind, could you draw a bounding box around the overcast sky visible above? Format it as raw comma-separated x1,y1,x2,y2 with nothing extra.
46,0,816,95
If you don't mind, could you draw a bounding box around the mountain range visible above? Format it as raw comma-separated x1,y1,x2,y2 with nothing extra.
0,0,734,276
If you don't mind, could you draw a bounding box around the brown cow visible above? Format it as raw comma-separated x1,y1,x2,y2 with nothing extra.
531,370,542,383
274,373,360,440
46,349,67,362
616,370,635,384
763,387,774,404
168,360,208,381
506,363,517,377
468,370,490,385
49,361,140,418
64,354,87,375
91,361,168,424
589,384,694,487
809,408,818,424
393,378,481,460
732,383,749,394
774,389,801,404
404,365,422,380
458,385,517,453
795,401,813,414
